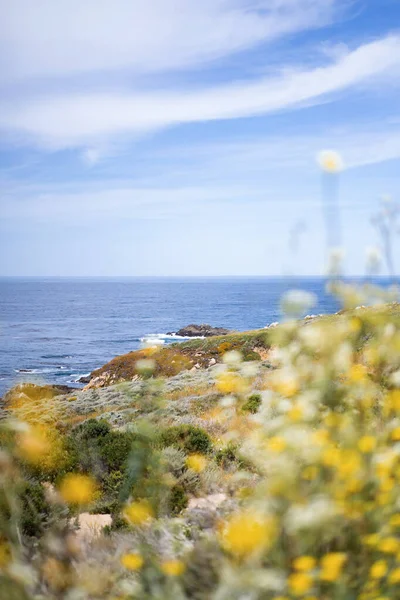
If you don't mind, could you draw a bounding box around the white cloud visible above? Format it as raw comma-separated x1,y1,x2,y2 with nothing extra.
0,0,339,80
1,34,400,151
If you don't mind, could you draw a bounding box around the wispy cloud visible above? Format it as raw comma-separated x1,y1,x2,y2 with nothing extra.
0,0,341,81
1,34,399,151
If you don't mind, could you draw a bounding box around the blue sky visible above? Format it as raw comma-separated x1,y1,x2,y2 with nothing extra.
1,0,400,276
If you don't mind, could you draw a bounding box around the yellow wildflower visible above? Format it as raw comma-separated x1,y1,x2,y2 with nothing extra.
121,553,143,570
358,436,377,453
161,560,185,576
389,568,400,584
378,538,399,554
18,426,51,465
288,572,313,596
320,553,346,582
348,363,368,383
370,560,388,579
287,404,303,422
322,446,341,467
123,500,154,526
391,427,400,441
186,454,207,473
363,534,379,547
59,474,96,505
317,150,343,173
267,436,287,453
220,512,275,558
386,390,400,413
216,372,246,395
389,514,400,527
293,556,316,571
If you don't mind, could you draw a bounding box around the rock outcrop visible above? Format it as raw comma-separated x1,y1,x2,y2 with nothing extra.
170,324,231,337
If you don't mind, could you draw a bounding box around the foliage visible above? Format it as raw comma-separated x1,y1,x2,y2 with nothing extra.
241,393,262,413
158,424,212,455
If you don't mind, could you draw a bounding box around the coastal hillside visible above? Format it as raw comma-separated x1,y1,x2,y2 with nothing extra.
2,299,400,599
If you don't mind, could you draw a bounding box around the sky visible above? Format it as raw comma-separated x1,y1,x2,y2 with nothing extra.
1,0,400,277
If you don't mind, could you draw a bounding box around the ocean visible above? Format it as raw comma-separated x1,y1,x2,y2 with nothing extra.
0,276,387,395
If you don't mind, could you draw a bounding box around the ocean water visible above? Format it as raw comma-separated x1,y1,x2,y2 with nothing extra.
0,276,381,395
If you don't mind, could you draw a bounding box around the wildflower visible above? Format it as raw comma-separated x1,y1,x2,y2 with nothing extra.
288,572,313,595
386,390,400,413
135,358,156,377
348,364,368,383
320,553,346,582
358,436,377,453
123,500,154,525
378,538,399,554
186,454,207,473
287,404,303,422
281,290,317,318
59,474,96,505
389,514,400,527
0,541,11,568
121,553,143,570
389,568,400,584
220,512,275,558
18,425,51,465
370,560,388,579
222,350,242,367
267,436,287,453
293,556,316,571
216,372,247,395
391,427,400,441
161,560,185,576
317,150,344,173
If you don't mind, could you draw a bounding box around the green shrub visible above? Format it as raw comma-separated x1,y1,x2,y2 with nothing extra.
19,480,51,538
182,539,222,599
98,432,135,471
168,484,188,515
74,419,111,440
215,443,238,468
242,393,262,414
158,425,212,455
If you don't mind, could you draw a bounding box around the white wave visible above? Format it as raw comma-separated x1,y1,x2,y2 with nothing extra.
14,368,55,374
140,332,205,343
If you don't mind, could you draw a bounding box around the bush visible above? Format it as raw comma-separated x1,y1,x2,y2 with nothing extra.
75,419,111,440
158,425,212,455
242,393,262,414
168,484,188,515
19,480,51,538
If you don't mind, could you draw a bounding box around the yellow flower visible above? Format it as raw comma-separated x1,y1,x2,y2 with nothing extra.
370,560,388,579
287,404,303,422
378,538,399,554
186,454,207,473
302,465,319,481
120,553,143,570
123,500,154,526
363,534,379,547
337,450,361,478
216,372,247,395
273,379,299,398
317,150,344,173
386,390,400,414
391,427,400,441
358,436,377,453
348,364,368,383
320,553,346,582
220,512,275,558
161,560,185,576
59,474,96,505
322,446,341,467
267,436,287,453
389,514,400,527
389,568,400,584
288,572,313,596
293,556,316,571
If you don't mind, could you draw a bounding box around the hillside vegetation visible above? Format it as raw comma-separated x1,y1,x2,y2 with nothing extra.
2,292,400,599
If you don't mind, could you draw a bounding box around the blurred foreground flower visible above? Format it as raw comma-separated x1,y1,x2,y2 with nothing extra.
123,500,154,525
161,560,185,576
59,473,96,505
317,150,344,173
186,454,207,472
219,512,275,558
281,289,317,318
121,553,144,571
